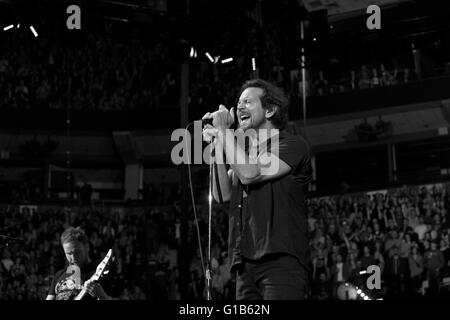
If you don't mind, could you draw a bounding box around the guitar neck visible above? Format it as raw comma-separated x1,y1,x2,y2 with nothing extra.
73,249,112,300
74,288,88,300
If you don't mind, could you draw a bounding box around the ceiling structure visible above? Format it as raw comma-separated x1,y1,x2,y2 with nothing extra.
300,100,450,151
300,0,412,18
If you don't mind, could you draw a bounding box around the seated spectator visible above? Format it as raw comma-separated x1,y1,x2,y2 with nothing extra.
1,250,14,272
384,246,409,297
360,245,377,270
408,245,423,295
385,230,402,258
311,272,332,300
330,253,351,298
423,241,445,296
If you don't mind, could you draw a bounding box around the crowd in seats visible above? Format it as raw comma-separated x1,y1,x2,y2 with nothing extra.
305,64,418,97
2,16,448,115
307,183,450,299
1,181,450,300
0,18,258,113
0,25,179,112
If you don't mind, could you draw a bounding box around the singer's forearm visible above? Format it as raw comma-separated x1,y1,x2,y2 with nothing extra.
212,163,232,203
212,141,232,203
218,128,260,185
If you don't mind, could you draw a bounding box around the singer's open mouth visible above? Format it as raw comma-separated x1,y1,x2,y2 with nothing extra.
239,114,250,123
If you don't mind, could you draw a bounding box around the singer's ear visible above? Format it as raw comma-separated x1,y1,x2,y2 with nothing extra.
265,105,278,119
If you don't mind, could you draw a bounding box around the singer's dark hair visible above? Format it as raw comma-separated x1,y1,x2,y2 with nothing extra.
60,227,89,246
239,79,289,130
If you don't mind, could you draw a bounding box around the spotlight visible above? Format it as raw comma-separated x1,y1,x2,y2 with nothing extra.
205,52,214,63
356,289,362,294
359,270,367,275
189,46,197,58
252,57,256,71
214,56,220,64
16,23,20,29
363,296,369,300
29,25,38,37
3,25,14,31
221,57,233,64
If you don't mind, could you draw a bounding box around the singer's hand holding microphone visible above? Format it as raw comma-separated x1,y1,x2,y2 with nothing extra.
202,105,235,143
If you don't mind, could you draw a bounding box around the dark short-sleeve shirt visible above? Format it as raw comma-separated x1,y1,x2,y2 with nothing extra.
48,262,113,300
48,263,97,300
228,130,312,271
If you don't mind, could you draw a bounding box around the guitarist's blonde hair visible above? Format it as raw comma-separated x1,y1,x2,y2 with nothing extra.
60,227,89,246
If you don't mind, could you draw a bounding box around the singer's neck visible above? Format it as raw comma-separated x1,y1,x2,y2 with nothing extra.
235,122,277,136
253,122,277,141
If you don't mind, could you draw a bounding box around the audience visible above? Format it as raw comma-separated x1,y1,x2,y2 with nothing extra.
1,17,449,115
1,10,450,301
307,182,450,299
1,180,449,300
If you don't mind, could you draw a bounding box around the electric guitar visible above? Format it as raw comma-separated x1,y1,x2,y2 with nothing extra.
74,249,113,300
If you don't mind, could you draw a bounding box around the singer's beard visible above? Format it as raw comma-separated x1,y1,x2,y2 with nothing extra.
238,118,253,131
239,117,266,131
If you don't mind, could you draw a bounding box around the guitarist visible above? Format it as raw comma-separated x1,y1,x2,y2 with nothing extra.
45,227,117,300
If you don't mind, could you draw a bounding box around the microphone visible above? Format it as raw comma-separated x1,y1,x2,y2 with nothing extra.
200,108,238,128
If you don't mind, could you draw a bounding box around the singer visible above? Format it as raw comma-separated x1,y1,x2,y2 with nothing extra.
202,79,312,300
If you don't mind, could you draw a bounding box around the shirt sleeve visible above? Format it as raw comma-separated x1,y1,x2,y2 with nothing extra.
47,271,60,297
277,135,310,170
275,134,312,186
255,132,312,184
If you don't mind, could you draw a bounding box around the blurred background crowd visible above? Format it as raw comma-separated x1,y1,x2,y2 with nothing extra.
1,181,450,300
1,8,448,115
1,0,450,301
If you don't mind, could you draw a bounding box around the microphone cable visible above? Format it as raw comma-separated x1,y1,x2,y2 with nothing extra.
183,112,234,287
184,121,207,279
